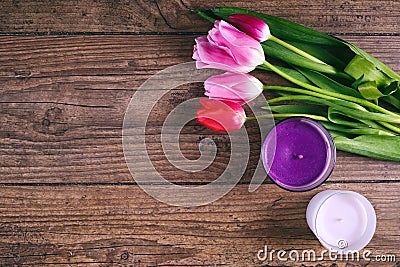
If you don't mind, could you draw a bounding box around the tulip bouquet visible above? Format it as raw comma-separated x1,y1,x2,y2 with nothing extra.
192,7,400,161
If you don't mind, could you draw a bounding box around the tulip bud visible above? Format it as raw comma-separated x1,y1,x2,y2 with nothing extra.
193,20,265,73
205,72,263,105
196,98,246,132
229,14,270,42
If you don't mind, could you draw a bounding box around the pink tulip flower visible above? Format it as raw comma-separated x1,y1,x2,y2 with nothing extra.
205,72,263,105
196,98,246,132
229,14,270,42
193,20,265,73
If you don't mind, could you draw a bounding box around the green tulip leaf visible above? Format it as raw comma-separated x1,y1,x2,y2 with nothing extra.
198,7,344,46
266,104,327,117
344,55,392,88
334,135,400,161
383,94,400,110
341,41,400,81
358,81,383,100
262,42,341,77
296,67,361,98
358,80,398,103
320,121,395,136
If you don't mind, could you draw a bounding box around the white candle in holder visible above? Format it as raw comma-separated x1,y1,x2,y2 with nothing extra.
306,190,376,253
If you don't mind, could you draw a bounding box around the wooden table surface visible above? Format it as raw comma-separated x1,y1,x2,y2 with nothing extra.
0,1,399,266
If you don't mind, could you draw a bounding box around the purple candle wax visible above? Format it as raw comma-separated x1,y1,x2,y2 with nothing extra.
262,117,336,191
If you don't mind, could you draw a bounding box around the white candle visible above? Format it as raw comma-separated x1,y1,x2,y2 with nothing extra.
306,190,376,253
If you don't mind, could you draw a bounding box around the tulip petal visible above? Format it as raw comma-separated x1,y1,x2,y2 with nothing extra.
195,41,254,73
218,20,260,47
196,99,246,132
229,14,270,42
217,21,265,66
192,20,265,73
204,73,263,104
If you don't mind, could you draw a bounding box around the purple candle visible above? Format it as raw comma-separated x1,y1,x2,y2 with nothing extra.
262,117,336,191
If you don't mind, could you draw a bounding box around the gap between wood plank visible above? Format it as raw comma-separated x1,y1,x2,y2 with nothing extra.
0,180,399,187
0,32,399,36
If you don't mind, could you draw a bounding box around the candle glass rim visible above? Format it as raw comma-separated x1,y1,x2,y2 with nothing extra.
262,117,336,192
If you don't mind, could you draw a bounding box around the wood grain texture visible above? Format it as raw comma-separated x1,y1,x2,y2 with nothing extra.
1,35,399,184
0,36,400,186
0,0,399,34
0,184,398,266
0,35,399,78
0,1,399,266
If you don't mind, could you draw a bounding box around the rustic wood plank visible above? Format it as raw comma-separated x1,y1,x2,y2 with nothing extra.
1,35,400,184
1,2,399,267
0,35,399,78
0,35,194,78
1,85,399,184
0,184,398,266
1,120,400,184
0,0,399,34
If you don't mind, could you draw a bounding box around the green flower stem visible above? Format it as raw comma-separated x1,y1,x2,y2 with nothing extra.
262,60,400,119
267,95,326,104
264,86,400,124
269,35,327,65
246,113,329,122
379,121,400,135
262,44,351,80
264,86,338,100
